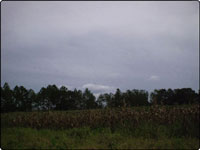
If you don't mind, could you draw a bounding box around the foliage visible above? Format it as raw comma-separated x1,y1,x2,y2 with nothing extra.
150,88,199,105
1,127,198,149
1,104,199,149
1,82,199,112
1,105,199,138
1,123,199,149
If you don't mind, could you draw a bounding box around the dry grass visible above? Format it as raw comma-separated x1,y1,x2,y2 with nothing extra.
1,104,199,131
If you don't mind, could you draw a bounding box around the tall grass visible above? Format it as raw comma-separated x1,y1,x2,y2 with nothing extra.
1,127,199,149
1,105,199,137
1,104,199,149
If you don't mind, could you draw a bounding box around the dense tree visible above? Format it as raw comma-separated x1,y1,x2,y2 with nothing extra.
129,89,149,106
150,88,198,105
37,87,50,110
104,93,115,108
1,86,3,112
73,89,83,110
150,89,167,105
96,94,106,108
13,86,30,111
82,88,97,109
56,86,68,110
114,88,123,107
46,85,59,109
0,82,199,113
27,89,36,111
66,90,79,110
1,83,15,112
97,93,114,108
37,85,59,111
173,88,197,105
98,89,149,108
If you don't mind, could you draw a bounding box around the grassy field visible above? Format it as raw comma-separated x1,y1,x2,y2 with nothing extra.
1,127,199,149
1,104,200,149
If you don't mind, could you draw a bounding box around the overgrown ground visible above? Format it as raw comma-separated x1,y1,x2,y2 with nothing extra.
1,104,200,149
1,127,199,149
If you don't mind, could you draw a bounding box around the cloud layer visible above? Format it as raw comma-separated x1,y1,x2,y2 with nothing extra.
1,1,199,93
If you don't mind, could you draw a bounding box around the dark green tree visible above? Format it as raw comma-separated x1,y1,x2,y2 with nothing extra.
37,87,49,110
124,89,149,106
82,88,97,109
73,89,83,110
46,85,59,109
66,90,78,110
114,88,123,107
13,86,29,111
96,94,105,108
173,88,197,105
150,89,167,105
150,88,197,105
56,86,69,110
1,83,15,112
37,85,59,111
27,89,36,111
98,93,114,108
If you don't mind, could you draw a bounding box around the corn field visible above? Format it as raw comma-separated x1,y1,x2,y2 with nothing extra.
2,105,199,132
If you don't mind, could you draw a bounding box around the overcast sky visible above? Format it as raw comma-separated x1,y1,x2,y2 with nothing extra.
1,1,199,96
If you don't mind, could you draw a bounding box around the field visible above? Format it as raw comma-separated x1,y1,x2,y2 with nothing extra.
1,104,200,149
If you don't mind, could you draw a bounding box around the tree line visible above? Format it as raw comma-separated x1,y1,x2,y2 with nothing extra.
1,82,199,113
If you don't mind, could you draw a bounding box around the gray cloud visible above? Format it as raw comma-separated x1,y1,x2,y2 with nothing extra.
1,1,199,93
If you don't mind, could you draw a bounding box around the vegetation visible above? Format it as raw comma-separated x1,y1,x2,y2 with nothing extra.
1,104,199,149
1,82,199,112
1,105,199,133
1,127,199,149
1,83,199,149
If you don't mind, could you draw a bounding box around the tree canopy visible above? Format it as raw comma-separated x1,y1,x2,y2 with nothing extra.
1,82,199,112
